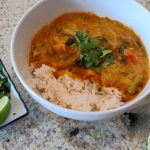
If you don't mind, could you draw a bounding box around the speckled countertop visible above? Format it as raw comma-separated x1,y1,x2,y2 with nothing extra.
0,0,150,150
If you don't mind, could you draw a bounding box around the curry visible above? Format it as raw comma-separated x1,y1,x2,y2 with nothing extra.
29,12,149,102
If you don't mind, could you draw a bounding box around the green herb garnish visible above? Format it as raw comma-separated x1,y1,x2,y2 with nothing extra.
0,62,11,99
66,31,114,72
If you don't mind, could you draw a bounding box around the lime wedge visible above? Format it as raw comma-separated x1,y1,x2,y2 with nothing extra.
0,96,11,124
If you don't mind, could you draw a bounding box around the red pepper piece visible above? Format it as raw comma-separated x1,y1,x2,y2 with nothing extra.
127,54,138,64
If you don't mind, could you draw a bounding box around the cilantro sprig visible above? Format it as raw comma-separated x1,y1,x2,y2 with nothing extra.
0,62,11,99
66,31,114,72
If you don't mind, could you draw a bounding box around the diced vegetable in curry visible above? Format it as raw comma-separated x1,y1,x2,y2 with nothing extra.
29,12,149,102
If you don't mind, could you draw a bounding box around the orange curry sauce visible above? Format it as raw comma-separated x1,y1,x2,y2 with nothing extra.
29,12,149,102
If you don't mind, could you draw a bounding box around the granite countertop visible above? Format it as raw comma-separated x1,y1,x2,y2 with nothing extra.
0,0,150,150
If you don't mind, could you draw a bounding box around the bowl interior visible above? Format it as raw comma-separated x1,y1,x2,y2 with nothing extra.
11,0,150,120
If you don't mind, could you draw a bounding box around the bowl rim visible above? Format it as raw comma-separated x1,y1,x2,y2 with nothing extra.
10,0,150,116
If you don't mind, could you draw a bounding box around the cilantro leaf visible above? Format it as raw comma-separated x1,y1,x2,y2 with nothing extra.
102,54,114,68
75,31,87,44
100,49,112,58
0,62,11,99
0,63,2,71
66,31,114,72
79,39,100,52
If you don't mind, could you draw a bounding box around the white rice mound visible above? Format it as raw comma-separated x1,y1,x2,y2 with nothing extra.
31,64,124,111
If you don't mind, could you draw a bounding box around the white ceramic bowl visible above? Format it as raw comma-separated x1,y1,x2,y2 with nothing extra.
11,0,150,121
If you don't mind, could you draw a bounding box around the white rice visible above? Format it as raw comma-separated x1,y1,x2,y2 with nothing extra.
30,64,124,111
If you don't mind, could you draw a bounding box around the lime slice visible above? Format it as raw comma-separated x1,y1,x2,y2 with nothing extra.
0,96,11,124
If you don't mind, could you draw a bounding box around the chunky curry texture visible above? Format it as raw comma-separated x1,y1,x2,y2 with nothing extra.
29,12,149,102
